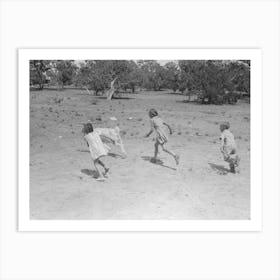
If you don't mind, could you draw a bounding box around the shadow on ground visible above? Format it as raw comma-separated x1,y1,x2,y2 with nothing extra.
208,162,230,175
111,96,135,100
81,169,99,178
141,156,176,171
91,96,135,100
77,149,89,153
77,149,124,159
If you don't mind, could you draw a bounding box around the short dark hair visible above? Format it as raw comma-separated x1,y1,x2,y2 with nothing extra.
149,108,158,118
82,123,93,135
220,122,230,131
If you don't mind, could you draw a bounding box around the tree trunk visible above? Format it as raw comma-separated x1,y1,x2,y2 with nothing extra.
107,78,117,100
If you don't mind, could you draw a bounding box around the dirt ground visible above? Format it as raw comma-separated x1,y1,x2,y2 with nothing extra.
30,89,250,220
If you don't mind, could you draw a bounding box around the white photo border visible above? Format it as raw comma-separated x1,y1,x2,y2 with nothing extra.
18,48,262,232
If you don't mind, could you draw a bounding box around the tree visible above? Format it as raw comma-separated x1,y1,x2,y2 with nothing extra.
74,60,135,96
225,60,250,95
164,62,180,92
119,61,141,93
73,62,94,93
74,61,108,94
178,60,250,104
137,61,166,91
30,60,51,90
47,60,78,90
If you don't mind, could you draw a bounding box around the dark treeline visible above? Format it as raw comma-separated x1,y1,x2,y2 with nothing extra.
30,60,250,104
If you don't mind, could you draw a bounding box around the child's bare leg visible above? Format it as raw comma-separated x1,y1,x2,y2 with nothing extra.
97,158,106,169
229,162,236,173
93,159,105,180
97,158,109,175
153,141,159,160
162,144,180,165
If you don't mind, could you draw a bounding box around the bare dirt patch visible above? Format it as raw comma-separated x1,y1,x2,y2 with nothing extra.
30,89,250,220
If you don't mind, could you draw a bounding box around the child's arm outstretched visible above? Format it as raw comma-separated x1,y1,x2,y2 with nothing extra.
84,138,89,147
163,122,173,134
145,129,153,138
219,134,226,154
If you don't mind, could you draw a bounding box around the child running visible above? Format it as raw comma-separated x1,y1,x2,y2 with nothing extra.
145,108,179,165
82,123,110,181
219,121,240,173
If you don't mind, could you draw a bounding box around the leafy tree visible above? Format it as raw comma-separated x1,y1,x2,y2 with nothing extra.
47,60,78,90
225,60,250,95
73,62,94,93
178,60,250,104
118,61,141,93
74,60,134,95
74,61,104,94
30,60,51,89
164,62,180,92
177,72,190,94
137,61,166,91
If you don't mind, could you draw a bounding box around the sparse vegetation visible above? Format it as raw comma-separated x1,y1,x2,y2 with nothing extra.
30,60,250,105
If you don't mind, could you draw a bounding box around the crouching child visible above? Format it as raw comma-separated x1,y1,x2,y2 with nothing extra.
219,122,240,173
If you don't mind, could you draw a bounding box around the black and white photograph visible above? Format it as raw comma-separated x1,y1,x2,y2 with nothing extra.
23,50,256,222
18,48,261,230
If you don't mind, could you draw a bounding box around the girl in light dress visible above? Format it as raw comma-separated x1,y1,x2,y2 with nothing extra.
145,108,179,165
82,120,127,181
219,122,240,173
83,123,111,181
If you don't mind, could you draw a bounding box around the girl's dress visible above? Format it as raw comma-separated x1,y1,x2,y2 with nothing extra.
220,129,239,165
150,116,168,144
84,131,110,160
